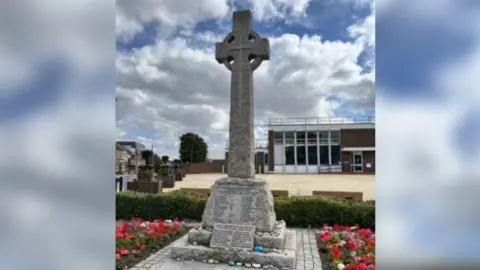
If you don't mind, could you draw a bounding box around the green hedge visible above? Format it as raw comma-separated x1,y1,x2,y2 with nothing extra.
116,191,375,230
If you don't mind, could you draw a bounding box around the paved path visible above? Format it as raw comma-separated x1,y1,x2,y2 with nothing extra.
129,228,321,270
164,173,375,200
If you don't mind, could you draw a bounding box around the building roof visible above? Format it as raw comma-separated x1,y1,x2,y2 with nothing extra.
116,143,129,151
117,141,147,151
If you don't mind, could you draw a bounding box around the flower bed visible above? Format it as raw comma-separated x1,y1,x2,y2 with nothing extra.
317,224,375,270
116,218,187,270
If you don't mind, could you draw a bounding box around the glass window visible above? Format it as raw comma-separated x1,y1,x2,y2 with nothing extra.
307,131,317,144
285,146,295,165
319,131,329,144
296,146,306,165
296,131,306,144
274,132,283,144
320,145,329,165
331,145,341,165
330,130,340,139
285,132,294,144
308,146,317,165
285,132,294,139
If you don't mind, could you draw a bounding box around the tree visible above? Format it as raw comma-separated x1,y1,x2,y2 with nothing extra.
179,132,208,163
161,155,169,163
153,153,163,168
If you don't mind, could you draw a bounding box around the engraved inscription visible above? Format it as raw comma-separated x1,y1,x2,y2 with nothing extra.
213,184,261,225
210,223,255,250
210,227,231,248
213,194,228,222
231,228,255,249
240,195,254,222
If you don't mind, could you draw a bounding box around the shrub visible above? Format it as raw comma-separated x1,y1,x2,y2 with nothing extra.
116,191,375,230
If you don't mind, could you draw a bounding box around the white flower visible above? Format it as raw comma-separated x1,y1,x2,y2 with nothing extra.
338,263,345,269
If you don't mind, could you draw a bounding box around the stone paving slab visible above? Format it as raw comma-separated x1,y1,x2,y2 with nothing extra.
129,228,321,270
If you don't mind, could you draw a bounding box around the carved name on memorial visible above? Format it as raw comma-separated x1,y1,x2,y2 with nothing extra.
209,223,255,250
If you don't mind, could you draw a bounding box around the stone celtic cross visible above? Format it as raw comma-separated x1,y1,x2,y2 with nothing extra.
215,10,270,179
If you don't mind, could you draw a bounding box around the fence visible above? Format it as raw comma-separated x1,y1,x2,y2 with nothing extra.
269,116,375,126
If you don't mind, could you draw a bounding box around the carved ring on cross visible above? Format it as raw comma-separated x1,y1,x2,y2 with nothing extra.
221,31,265,71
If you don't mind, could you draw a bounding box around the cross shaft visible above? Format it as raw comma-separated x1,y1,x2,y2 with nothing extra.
215,10,270,179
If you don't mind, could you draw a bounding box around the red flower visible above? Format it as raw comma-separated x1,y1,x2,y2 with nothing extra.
366,239,375,250
119,247,129,255
358,263,368,270
332,246,342,259
115,253,120,260
115,232,124,239
358,229,373,239
333,224,351,231
346,241,357,249
320,232,332,242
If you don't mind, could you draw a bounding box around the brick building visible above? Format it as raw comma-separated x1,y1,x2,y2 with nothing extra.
265,116,375,174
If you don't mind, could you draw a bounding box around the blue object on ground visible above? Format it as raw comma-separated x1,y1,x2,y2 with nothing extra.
253,246,264,252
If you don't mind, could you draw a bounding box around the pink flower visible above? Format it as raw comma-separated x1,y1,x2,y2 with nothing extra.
350,251,357,257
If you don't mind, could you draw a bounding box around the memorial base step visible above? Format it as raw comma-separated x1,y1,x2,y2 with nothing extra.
171,229,297,270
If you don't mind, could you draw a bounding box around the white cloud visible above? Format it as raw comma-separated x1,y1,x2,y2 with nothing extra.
116,0,231,40
376,0,480,263
247,0,312,22
116,1,375,159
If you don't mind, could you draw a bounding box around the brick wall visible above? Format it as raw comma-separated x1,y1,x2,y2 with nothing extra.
268,130,274,172
184,160,225,174
340,128,375,173
340,128,375,148
255,152,266,173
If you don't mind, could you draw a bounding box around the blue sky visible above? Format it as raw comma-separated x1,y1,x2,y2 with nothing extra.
375,0,480,262
115,0,376,159
117,1,372,52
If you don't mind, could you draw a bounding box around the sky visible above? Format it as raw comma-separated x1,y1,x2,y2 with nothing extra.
375,0,480,265
115,0,375,159
1,0,480,270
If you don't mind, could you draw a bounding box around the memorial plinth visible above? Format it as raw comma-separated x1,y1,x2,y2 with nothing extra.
170,177,296,269
201,177,276,231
